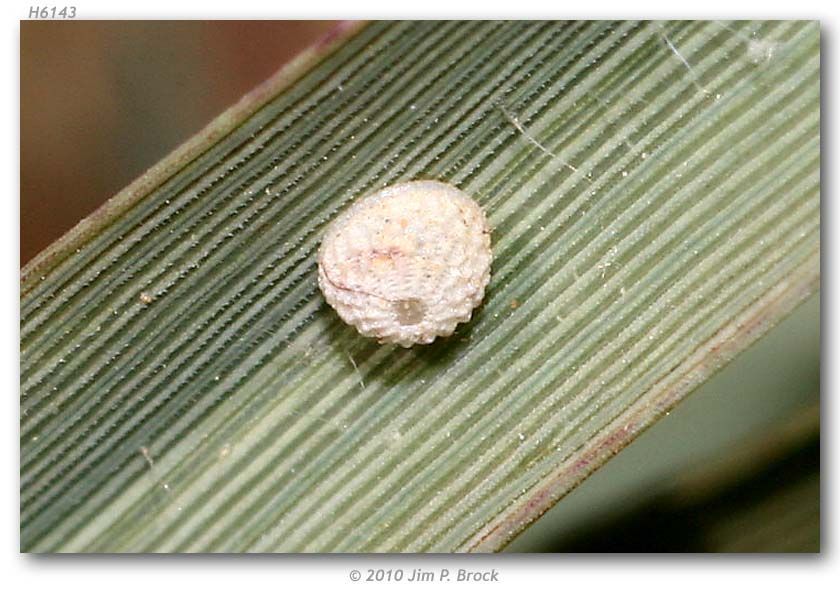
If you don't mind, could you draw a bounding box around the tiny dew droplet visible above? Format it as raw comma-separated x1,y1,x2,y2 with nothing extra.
317,181,492,347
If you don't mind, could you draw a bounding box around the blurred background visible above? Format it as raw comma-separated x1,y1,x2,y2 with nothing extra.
20,21,820,552
21,20,337,265
505,294,820,552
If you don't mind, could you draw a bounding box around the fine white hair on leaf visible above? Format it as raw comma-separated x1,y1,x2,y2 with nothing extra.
139,446,171,494
657,25,712,97
140,446,154,469
715,19,756,43
497,104,591,181
346,350,365,390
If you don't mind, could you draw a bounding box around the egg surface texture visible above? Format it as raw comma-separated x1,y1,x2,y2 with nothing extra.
317,180,492,347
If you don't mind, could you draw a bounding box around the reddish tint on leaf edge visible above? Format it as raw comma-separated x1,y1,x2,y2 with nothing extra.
465,252,819,552
20,20,370,295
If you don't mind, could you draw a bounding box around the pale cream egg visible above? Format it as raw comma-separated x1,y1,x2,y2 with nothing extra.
318,181,492,347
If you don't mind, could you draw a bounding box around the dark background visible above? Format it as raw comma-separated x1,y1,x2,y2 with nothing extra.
21,20,337,265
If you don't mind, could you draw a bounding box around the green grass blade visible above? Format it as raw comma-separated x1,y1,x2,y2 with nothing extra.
20,20,819,552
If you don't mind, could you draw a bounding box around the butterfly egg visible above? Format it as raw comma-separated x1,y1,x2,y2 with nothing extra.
318,180,492,348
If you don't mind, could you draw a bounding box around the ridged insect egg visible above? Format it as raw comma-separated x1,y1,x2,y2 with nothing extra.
317,180,492,348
